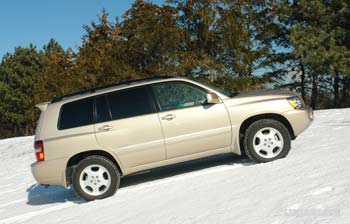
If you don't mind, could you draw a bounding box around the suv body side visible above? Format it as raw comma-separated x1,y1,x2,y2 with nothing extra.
31,78,313,187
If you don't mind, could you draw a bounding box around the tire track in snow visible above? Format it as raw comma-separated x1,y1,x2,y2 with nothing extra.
0,201,78,224
0,189,16,196
0,199,26,208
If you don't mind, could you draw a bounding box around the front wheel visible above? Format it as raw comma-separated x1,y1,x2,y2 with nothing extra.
72,156,120,201
243,119,291,163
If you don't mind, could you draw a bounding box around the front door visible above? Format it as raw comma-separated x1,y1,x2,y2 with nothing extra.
94,86,166,168
151,81,232,159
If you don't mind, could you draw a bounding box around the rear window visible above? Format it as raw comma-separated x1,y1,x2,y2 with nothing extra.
95,95,111,123
58,98,94,130
106,87,155,120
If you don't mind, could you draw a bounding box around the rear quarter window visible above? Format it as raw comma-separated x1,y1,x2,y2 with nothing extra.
58,98,94,130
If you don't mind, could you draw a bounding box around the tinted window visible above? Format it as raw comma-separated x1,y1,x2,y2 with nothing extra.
152,82,208,111
95,95,111,123
106,87,155,120
58,98,93,130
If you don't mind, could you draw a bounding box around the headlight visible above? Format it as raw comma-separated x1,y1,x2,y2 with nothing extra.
287,96,304,109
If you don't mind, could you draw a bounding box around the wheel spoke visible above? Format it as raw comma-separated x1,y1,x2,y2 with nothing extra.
90,183,100,193
265,146,274,156
273,139,283,148
99,176,109,187
255,131,266,140
95,168,105,178
80,178,90,188
254,143,265,152
85,168,94,178
269,129,277,138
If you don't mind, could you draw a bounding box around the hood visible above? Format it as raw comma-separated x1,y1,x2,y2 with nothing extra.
234,89,296,99
224,89,298,106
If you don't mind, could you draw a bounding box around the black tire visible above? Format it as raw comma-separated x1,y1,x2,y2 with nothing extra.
72,156,120,201
243,119,291,163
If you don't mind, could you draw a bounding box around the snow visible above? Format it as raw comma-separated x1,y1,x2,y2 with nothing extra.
0,109,350,224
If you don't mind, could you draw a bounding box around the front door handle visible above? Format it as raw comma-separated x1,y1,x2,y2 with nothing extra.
161,114,176,121
98,125,113,131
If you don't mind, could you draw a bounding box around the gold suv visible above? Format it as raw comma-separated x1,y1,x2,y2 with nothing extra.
31,77,313,201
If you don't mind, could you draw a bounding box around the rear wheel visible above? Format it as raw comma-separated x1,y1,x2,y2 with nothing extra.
72,156,120,201
243,119,291,163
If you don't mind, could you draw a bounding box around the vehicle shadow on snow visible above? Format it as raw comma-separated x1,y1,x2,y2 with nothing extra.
120,154,252,188
26,184,82,206
26,154,252,205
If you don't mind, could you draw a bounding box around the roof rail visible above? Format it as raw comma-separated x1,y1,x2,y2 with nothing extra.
51,76,174,103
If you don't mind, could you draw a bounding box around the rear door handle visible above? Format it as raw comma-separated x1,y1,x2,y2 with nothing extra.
98,125,113,131
161,114,176,121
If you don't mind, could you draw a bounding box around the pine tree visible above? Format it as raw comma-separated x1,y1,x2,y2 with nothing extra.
168,0,223,78
289,0,350,108
121,0,183,76
35,39,77,101
0,45,43,136
76,9,137,89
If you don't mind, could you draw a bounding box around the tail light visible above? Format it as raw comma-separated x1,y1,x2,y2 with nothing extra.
34,141,45,162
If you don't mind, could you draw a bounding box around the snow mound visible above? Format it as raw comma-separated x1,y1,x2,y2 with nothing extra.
0,109,349,224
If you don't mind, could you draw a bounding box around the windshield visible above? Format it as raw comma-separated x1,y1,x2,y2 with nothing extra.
194,80,237,97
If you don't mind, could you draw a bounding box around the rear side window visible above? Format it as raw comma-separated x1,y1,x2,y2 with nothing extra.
95,95,111,123
106,87,155,120
58,98,93,130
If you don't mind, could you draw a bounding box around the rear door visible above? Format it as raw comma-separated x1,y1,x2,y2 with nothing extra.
94,86,166,168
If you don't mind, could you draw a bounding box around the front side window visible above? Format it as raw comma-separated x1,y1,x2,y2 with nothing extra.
152,82,208,111
58,98,93,130
106,87,155,120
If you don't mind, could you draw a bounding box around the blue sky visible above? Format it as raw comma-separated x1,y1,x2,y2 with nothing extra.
0,0,164,58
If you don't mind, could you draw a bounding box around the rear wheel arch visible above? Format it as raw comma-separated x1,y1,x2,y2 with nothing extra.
66,150,123,186
239,114,295,152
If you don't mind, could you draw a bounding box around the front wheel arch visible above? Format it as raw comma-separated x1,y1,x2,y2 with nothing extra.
238,113,295,156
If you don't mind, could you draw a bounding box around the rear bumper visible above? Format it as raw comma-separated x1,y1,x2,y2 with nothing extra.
31,157,68,187
282,106,313,137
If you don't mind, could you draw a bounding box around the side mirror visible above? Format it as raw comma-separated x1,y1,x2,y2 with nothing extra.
207,92,222,104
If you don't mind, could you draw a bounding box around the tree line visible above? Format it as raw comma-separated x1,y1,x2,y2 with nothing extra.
0,0,349,138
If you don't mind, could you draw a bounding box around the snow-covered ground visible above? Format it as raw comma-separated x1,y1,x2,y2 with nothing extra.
0,109,350,224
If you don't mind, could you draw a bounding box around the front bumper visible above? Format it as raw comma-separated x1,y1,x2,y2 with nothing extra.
31,157,68,187
282,106,313,137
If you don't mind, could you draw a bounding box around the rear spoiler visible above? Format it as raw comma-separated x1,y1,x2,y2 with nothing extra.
35,102,50,112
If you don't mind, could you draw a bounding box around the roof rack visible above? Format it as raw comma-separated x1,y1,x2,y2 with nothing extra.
51,76,175,103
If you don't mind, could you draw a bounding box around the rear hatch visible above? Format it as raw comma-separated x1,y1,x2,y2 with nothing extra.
34,102,50,141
